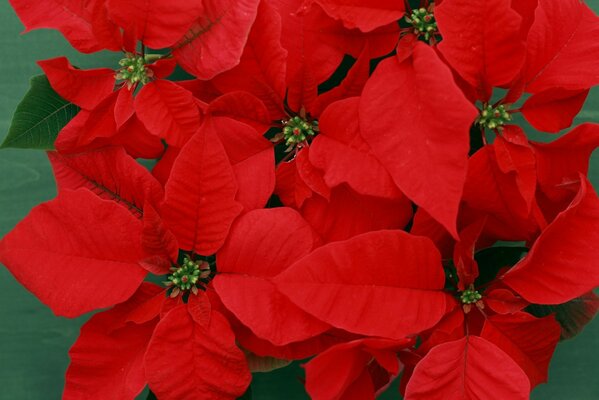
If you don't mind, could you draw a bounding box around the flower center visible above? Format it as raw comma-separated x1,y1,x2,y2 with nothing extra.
405,6,438,41
460,288,482,304
165,257,211,297
476,104,512,131
116,53,153,87
282,116,319,147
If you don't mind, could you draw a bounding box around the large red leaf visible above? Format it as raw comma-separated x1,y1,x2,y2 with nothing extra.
405,336,530,399
521,88,589,133
481,312,560,388
436,0,526,99
135,80,201,148
106,0,202,48
162,127,242,255
300,185,413,243
304,338,411,400
63,286,160,399
214,208,328,345
360,43,478,238
0,189,147,317
37,57,114,109
502,176,599,304
309,97,403,199
311,0,405,32
275,230,449,339
204,116,274,211
211,1,288,119
48,147,164,218
172,0,261,79
144,305,251,400
9,0,103,53
524,0,599,93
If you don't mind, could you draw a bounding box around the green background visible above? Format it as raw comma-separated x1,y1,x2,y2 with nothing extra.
1,2,598,399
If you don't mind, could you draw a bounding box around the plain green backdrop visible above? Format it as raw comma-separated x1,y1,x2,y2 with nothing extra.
1,2,598,399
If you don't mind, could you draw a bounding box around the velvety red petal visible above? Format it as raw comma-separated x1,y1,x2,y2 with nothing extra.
106,0,202,48
48,146,164,218
63,300,157,399
300,184,412,244
502,176,599,304
0,189,147,317
436,0,526,99
162,126,242,255
37,57,115,109
144,305,251,400
309,97,403,199
484,288,529,314
275,230,449,339
360,43,478,238
521,88,589,133
405,336,530,400
9,0,103,53
135,80,202,148
524,0,599,92
311,0,405,32
172,0,261,79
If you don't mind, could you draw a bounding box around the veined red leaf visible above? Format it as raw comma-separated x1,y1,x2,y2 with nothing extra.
144,305,251,400
106,0,202,48
360,43,478,238
481,312,560,388
310,0,405,32
214,208,328,345
436,0,526,99
37,57,114,109
0,189,147,317
405,336,530,399
162,127,242,255
502,176,599,304
275,230,449,339
63,287,159,399
521,88,589,133
524,0,599,92
48,147,164,218
135,80,201,148
172,0,261,79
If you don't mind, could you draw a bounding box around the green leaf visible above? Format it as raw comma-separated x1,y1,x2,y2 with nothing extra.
1,74,79,150
146,390,158,400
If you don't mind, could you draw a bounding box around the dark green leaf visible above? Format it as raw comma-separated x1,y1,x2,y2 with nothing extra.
474,246,528,287
527,292,599,340
146,390,158,400
1,74,79,150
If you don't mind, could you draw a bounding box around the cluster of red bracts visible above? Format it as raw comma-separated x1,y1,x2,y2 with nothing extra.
2,0,599,399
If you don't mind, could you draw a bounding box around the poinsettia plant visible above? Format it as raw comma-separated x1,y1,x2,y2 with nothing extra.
1,0,599,398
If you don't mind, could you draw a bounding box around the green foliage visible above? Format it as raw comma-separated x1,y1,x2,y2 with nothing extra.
1,75,79,150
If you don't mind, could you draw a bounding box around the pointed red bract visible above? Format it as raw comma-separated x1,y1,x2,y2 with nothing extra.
405,336,530,400
360,43,478,238
521,88,589,133
144,305,251,400
63,285,160,399
37,57,115,109
135,80,201,148
275,230,449,339
48,147,164,218
481,312,560,388
524,0,599,93
106,0,202,48
436,0,526,99
162,127,242,255
311,0,405,32
172,0,261,79
503,176,599,304
214,208,329,345
0,189,147,317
